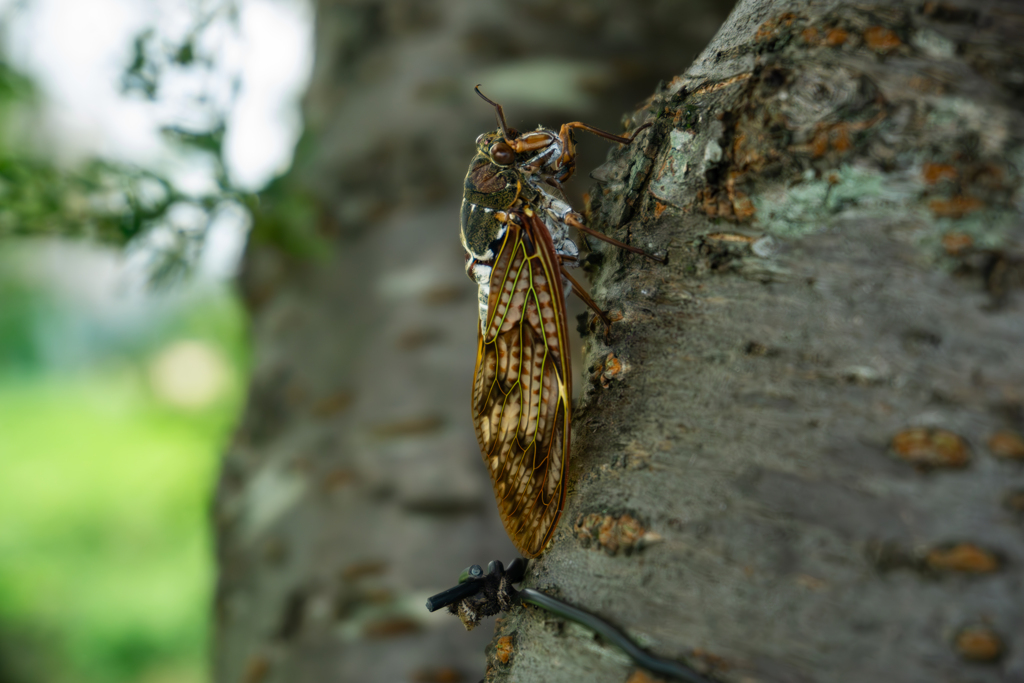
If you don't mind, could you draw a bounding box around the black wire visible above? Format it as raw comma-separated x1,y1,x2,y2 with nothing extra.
517,588,711,683
426,559,712,682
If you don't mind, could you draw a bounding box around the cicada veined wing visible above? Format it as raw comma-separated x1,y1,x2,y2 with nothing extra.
471,208,571,558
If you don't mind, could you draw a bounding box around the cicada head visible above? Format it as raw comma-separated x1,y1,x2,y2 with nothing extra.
474,130,518,167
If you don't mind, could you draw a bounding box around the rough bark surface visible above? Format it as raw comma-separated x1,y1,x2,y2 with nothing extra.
488,1,1024,681
212,2,732,682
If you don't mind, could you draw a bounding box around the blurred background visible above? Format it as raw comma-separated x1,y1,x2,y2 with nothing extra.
0,1,732,681
0,1,310,681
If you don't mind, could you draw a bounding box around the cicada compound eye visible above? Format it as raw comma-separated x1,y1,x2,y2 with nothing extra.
489,141,515,166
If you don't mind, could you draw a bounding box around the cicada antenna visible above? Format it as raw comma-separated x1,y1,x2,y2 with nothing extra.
474,85,513,140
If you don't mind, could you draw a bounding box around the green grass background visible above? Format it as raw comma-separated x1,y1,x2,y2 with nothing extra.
0,257,247,683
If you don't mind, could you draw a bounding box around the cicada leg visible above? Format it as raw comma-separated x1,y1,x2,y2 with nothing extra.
554,121,653,171
545,177,564,192
563,212,666,264
559,263,613,337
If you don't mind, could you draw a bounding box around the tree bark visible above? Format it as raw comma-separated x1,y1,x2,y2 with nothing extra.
487,1,1024,681
211,2,731,682
217,0,1024,680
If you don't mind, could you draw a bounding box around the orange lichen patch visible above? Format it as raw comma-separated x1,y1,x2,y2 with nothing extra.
369,415,444,437
731,192,757,220
988,430,1024,459
627,670,666,683
922,162,958,184
341,560,387,581
666,75,687,93
242,655,271,683
800,27,820,44
832,124,852,152
653,200,669,219
495,636,514,665
362,588,394,604
731,129,762,169
412,668,462,683
311,391,353,417
955,625,1004,662
941,232,973,255
826,27,849,46
891,428,971,468
582,192,593,221
807,121,862,158
707,233,755,243
811,130,830,158
698,188,732,220
930,196,984,218
691,73,752,96
363,617,421,639
721,168,758,220
755,12,797,41
745,340,770,356
1005,490,1024,513
421,284,463,305
908,74,947,95
398,328,444,350
691,648,732,672
864,26,901,52
796,574,828,590
593,352,627,389
926,544,1000,573
575,513,647,555
323,468,355,492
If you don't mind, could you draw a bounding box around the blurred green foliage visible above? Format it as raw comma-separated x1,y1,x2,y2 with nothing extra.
0,7,254,681
0,61,201,249
1,12,324,282
0,257,248,683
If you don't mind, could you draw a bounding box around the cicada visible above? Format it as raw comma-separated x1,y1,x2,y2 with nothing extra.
461,87,662,557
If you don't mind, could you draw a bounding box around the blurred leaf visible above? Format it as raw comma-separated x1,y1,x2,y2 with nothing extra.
161,123,224,158
174,39,195,66
121,30,159,100
0,61,34,101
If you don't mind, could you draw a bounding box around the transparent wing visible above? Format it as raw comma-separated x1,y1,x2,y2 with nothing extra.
471,210,571,557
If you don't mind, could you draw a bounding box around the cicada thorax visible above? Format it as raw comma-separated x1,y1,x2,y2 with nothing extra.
460,152,519,260
512,128,577,184
460,135,527,329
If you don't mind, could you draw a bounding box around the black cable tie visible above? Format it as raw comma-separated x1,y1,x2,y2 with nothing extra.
426,558,713,682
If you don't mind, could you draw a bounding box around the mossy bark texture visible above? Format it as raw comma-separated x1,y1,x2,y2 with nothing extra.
489,1,1024,681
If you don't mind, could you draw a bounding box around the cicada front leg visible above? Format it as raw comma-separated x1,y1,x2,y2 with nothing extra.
550,120,654,180
555,210,664,338
559,263,613,334
563,212,666,264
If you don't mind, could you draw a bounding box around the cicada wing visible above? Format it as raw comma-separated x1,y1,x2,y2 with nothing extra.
471,212,571,558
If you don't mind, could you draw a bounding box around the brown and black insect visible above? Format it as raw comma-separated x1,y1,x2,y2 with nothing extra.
460,87,663,557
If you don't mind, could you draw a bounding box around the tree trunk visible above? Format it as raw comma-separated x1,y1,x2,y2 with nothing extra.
217,0,1024,681
211,2,731,682
487,1,1024,681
